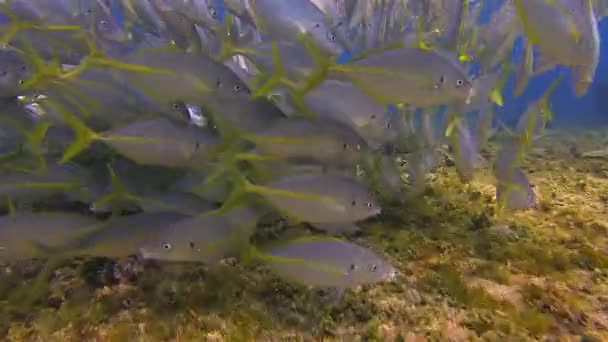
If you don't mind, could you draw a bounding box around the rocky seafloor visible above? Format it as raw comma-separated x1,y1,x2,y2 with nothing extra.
1,128,608,341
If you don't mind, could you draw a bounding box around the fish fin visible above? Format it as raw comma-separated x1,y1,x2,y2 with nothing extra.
241,244,264,266
21,121,51,170
312,223,361,234
53,101,99,163
0,5,82,46
540,75,562,124
90,163,132,215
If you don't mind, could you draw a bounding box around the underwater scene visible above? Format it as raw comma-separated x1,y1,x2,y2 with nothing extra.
0,0,607,340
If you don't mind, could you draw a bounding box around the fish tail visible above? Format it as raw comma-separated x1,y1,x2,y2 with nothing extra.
0,5,82,46
444,110,463,138
22,121,51,170
55,101,99,163
490,64,513,107
540,73,564,124
90,163,132,216
242,244,264,266
291,32,332,98
250,40,290,98
205,160,254,216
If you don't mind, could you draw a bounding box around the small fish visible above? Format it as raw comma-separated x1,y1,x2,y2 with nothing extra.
235,174,381,232
251,236,398,288
251,117,369,167
73,211,190,258
62,116,220,168
250,0,346,56
116,49,252,107
139,206,262,263
332,48,474,108
0,212,99,261
302,79,398,146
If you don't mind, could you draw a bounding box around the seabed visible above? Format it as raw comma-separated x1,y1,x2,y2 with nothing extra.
1,128,607,341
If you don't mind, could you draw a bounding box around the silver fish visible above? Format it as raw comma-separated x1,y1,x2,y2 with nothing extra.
255,237,398,288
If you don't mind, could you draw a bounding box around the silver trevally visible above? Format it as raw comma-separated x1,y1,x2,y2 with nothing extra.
72,211,191,258
333,48,474,108
250,0,345,56
238,174,381,233
139,206,263,263
252,237,398,288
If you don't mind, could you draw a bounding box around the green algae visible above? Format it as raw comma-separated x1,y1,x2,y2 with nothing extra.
1,130,608,340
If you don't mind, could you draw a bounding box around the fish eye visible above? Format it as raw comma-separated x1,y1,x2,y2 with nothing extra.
162,242,172,250
366,202,373,208
456,79,465,87
99,20,107,27
348,263,357,272
210,9,218,18
369,264,378,272
233,84,241,92
343,143,349,149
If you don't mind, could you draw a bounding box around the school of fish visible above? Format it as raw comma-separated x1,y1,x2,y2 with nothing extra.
0,0,604,290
